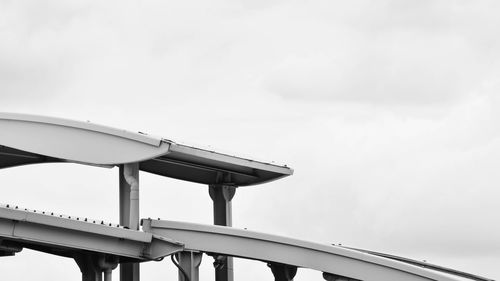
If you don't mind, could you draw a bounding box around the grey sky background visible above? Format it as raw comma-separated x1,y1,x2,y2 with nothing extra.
1,0,499,280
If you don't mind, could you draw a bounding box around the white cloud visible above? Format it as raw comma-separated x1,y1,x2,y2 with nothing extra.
1,1,500,280
261,1,500,105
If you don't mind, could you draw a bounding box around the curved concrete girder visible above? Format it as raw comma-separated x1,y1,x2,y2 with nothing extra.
339,246,493,281
0,112,170,165
142,219,474,281
0,113,293,186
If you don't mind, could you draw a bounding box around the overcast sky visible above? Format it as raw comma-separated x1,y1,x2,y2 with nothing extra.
1,1,499,280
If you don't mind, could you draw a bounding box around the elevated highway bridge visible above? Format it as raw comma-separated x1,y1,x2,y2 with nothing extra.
0,113,493,281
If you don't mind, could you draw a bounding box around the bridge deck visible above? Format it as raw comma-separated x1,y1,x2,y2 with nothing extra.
0,204,183,261
0,204,491,281
143,219,490,281
0,112,292,186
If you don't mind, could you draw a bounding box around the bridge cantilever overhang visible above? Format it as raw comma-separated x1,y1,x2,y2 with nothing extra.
0,112,293,186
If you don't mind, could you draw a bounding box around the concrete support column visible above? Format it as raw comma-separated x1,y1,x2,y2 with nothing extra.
209,184,236,226
268,263,297,281
119,163,140,281
176,251,203,281
104,270,113,281
98,255,119,281
209,183,236,281
74,254,118,281
74,253,101,281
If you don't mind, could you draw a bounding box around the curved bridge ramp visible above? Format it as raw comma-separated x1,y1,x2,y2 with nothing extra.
0,204,492,281
142,219,492,281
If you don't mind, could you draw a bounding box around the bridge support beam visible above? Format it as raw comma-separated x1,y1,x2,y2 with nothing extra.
323,272,359,281
119,163,140,281
0,240,22,256
268,263,297,281
209,183,236,281
176,251,203,281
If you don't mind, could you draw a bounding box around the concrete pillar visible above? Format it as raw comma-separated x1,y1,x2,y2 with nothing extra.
119,163,140,281
98,254,119,281
209,184,236,226
176,251,203,281
209,184,236,281
74,253,101,281
268,263,297,281
75,254,118,281
104,270,113,281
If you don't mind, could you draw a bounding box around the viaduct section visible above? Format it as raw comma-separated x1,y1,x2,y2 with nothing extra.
0,113,492,281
